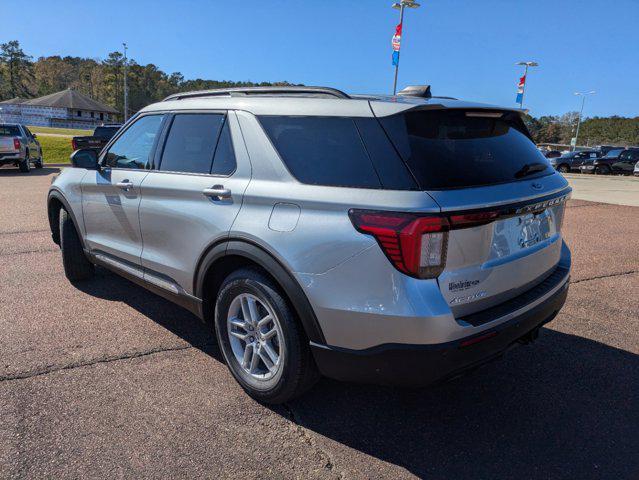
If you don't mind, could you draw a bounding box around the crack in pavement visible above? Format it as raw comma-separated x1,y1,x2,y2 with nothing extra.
0,343,215,383
282,402,344,479
573,270,639,284
0,228,49,236
0,247,57,257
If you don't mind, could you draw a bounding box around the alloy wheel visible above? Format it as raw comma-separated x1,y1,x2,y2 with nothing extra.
226,293,284,381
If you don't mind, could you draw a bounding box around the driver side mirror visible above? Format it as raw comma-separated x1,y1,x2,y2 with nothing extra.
70,148,100,170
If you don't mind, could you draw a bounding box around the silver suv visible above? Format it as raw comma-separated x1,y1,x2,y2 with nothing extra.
47,86,571,403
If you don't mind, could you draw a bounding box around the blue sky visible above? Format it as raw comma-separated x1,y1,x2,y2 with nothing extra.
3,0,638,117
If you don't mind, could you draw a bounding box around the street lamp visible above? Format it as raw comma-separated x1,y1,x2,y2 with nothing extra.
122,42,129,122
573,90,596,151
515,61,538,109
391,0,421,95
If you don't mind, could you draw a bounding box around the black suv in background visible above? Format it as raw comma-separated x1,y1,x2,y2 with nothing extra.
550,150,599,173
609,148,639,175
580,148,624,174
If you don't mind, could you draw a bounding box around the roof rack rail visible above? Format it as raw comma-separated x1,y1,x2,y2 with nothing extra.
163,86,350,102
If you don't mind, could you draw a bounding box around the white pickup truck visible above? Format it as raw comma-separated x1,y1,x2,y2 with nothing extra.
0,124,43,172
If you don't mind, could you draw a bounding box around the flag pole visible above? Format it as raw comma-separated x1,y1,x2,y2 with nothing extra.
392,3,405,95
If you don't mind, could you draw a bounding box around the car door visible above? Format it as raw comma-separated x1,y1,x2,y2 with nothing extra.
612,150,632,173
138,111,251,295
21,126,40,159
81,114,165,267
623,151,639,174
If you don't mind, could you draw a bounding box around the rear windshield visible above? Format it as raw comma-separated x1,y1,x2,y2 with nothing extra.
0,125,21,137
94,126,120,139
379,109,552,190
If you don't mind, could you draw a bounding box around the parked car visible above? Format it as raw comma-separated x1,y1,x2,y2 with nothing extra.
597,145,619,157
609,148,639,175
71,124,122,153
543,150,562,159
634,160,639,176
0,123,43,172
580,148,624,174
549,150,599,173
47,85,571,403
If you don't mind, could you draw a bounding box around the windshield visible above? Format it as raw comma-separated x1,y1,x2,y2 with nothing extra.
0,125,21,137
379,109,552,190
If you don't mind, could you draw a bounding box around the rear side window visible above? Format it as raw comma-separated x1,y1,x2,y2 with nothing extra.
160,114,225,174
380,110,552,190
0,125,21,136
259,116,381,188
210,119,236,175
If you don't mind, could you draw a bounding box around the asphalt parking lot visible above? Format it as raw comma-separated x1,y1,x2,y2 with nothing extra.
1,168,638,479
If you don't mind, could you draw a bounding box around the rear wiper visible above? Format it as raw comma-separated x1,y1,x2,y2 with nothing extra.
514,162,548,178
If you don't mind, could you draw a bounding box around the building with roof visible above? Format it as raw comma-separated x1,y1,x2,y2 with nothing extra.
0,89,118,129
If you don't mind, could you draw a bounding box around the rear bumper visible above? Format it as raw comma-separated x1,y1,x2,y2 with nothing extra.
0,154,21,165
310,273,569,386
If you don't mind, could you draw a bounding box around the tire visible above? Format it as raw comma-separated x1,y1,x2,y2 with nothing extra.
34,158,43,169
558,164,570,173
214,267,319,404
596,165,610,175
18,151,31,173
59,208,94,282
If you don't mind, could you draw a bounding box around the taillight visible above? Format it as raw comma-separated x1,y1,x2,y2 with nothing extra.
71,139,78,151
13,138,20,150
349,210,449,279
349,208,500,279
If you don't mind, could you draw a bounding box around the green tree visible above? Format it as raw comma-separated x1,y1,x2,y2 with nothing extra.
0,40,33,98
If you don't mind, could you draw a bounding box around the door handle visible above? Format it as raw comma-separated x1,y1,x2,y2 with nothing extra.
116,180,133,191
203,184,231,200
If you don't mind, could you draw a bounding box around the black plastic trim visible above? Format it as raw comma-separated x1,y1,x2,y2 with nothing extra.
89,252,202,318
47,189,84,248
459,265,569,327
194,239,326,344
310,279,569,386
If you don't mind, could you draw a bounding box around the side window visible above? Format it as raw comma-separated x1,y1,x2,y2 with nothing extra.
259,116,381,188
210,118,237,175
159,114,225,174
104,115,164,169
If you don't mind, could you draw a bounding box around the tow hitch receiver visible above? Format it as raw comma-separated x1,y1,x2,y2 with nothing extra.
518,326,541,345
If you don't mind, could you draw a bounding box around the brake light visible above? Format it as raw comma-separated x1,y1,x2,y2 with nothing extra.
13,138,20,150
71,138,78,150
349,208,500,279
349,210,449,279
448,211,499,229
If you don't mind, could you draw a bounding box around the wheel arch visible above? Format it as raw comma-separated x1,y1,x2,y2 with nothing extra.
47,189,85,248
195,239,326,345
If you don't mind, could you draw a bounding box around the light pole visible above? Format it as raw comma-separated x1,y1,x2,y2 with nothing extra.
122,42,129,122
573,90,595,151
515,61,538,109
392,0,421,95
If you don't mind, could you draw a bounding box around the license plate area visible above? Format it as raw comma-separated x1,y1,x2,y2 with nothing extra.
491,208,555,259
